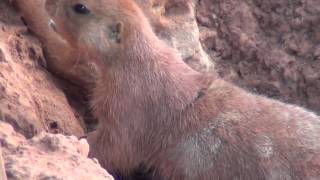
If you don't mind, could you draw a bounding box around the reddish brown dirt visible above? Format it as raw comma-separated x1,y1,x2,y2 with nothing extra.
197,0,320,113
0,121,113,180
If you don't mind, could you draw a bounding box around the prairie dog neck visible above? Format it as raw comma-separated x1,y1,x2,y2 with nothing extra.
92,27,206,130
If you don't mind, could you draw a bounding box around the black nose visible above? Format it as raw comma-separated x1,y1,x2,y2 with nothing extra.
49,19,57,32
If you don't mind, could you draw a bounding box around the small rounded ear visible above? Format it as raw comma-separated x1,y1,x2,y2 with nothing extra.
109,21,124,43
45,0,59,17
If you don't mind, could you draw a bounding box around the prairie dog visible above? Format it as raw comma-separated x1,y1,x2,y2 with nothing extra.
45,0,320,179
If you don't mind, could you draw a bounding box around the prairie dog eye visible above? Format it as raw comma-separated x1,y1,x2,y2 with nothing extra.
73,3,90,14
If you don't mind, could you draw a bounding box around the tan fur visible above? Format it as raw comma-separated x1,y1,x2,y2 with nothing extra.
11,0,97,88
45,0,320,179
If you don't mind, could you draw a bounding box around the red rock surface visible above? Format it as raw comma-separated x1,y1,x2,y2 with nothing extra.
0,148,6,180
197,0,320,113
0,121,113,180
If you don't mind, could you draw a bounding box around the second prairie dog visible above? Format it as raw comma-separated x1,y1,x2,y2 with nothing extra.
46,0,320,180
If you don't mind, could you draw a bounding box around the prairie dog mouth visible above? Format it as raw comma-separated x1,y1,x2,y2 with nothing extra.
48,19,57,32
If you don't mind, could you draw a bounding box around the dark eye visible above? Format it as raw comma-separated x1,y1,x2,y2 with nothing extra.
73,3,90,14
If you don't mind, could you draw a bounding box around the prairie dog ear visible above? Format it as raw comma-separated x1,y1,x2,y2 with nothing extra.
109,21,124,43
45,0,59,17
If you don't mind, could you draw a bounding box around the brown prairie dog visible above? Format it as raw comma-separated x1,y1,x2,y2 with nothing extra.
45,0,320,180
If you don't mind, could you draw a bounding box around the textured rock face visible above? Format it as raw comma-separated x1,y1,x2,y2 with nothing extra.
0,121,113,180
0,0,84,138
0,148,7,180
197,0,320,113
135,0,212,72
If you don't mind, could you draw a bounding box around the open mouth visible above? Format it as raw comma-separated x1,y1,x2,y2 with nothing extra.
48,19,57,32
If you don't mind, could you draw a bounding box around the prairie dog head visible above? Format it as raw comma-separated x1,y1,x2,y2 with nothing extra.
45,0,136,59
